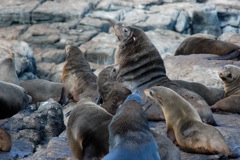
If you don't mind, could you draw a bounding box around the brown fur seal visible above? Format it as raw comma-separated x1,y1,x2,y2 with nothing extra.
0,81,31,119
67,98,112,159
98,82,131,115
173,79,225,105
144,86,231,156
0,52,19,85
20,79,63,104
211,65,240,113
61,45,99,103
113,23,216,125
175,36,240,60
97,65,131,115
103,91,160,160
0,128,11,152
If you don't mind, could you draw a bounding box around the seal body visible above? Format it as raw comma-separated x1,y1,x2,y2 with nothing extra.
0,81,30,119
144,86,231,156
0,52,19,85
61,45,99,103
211,65,240,113
0,128,11,152
173,79,224,105
67,99,112,160
97,65,131,115
20,79,63,104
175,36,240,60
113,24,216,125
103,92,160,160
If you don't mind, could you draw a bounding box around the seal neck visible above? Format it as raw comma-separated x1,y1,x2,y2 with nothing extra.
224,80,240,97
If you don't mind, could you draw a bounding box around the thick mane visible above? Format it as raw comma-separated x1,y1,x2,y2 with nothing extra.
116,27,166,90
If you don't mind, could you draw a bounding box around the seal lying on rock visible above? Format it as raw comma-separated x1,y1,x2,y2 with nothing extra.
173,79,224,105
144,86,231,157
211,65,240,114
0,81,31,119
113,23,216,125
103,91,161,160
0,128,11,152
174,36,240,60
0,52,19,85
67,99,112,160
20,79,63,104
61,45,99,103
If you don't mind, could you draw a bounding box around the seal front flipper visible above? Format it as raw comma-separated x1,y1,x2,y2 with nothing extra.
206,49,240,60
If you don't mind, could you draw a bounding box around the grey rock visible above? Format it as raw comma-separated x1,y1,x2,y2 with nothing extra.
146,29,189,58
222,25,239,33
218,32,240,46
36,49,66,64
0,140,34,160
0,0,42,27
164,54,239,88
189,4,222,36
80,32,119,65
32,0,98,23
175,10,190,33
1,99,65,148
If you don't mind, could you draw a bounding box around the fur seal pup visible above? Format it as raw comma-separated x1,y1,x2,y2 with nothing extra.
98,82,131,115
0,81,31,119
113,23,216,125
0,128,11,152
97,65,131,115
211,65,240,113
174,36,240,60
67,98,112,159
61,45,99,103
173,79,225,105
103,91,161,160
0,52,19,85
20,79,63,104
144,86,231,156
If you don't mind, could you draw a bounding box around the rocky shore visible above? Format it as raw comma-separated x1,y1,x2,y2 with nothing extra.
0,0,240,159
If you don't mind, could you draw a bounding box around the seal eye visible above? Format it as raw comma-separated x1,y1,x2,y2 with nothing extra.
227,73,232,78
123,28,128,33
149,90,154,97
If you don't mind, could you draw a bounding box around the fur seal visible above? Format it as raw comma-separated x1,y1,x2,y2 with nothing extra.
144,86,231,156
103,91,160,160
98,82,131,115
0,52,19,85
0,128,11,152
211,65,240,113
113,23,216,125
173,79,225,105
20,79,63,104
0,80,31,119
175,36,240,60
66,99,112,159
97,65,131,115
61,45,99,103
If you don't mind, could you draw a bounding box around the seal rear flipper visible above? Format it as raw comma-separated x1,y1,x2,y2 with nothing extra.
206,50,240,60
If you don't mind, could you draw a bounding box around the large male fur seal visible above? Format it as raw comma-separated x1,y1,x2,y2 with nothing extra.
61,45,99,103
20,79,63,104
175,36,240,60
211,65,240,113
0,52,19,84
113,23,216,125
66,99,112,159
144,86,231,156
0,81,31,119
103,91,160,160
